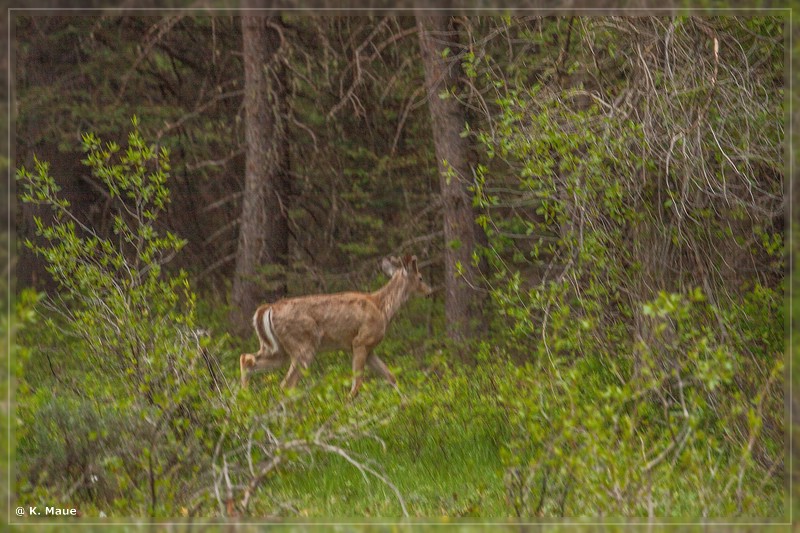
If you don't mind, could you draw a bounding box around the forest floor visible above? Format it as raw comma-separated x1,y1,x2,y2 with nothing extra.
233,354,787,520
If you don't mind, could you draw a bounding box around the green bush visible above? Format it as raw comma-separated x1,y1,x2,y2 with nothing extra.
495,289,783,517
16,117,231,516
469,17,784,518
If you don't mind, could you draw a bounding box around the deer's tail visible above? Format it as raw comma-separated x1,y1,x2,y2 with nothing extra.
253,306,279,355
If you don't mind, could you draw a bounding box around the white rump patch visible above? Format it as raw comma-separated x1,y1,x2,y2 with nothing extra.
262,308,279,355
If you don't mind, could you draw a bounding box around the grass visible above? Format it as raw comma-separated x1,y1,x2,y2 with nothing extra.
236,348,786,520
14,294,787,520
265,432,504,517
236,350,510,518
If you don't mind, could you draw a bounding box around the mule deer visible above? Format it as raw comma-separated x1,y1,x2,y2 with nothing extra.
239,255,432,397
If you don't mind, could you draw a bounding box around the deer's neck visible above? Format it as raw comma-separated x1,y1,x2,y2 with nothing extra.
373,274,409,322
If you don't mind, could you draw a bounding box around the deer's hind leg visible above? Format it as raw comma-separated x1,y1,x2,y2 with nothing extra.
268,315,319,389
279,341,317,389
280,361,301,389
240,351,288,388
240,354,256,388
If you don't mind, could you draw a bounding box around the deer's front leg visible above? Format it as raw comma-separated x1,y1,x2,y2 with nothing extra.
367,354,398,389
350,345,369,398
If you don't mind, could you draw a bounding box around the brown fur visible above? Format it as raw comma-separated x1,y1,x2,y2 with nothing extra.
240,255,432,396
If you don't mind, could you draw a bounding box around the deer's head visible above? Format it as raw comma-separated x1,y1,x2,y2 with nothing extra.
381,254,433,297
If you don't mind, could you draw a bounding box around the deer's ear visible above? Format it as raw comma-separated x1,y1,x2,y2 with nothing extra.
381,257,397,276
410,255,419,273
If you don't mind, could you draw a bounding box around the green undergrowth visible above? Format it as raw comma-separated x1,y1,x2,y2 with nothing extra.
238,354,508,518
14,291,787,518
223,342,786,518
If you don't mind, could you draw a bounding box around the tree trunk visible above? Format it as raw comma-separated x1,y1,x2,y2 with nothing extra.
231,15,290,331
416,15,483,342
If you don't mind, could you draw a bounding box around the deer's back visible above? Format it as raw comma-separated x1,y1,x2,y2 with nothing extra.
270,291,386,352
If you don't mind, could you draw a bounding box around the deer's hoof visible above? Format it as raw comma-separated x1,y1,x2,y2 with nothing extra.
240,353,255,369
349,380,363,399
240,354,255,388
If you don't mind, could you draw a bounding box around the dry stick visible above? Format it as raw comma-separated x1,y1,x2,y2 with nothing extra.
203,217,240,246
187,150,246,172
223,457,235,516
240,455,282,513
328,18,390,120
556,16,576,76
390,86,424,157
201,191,244,213
363,24,419,64
644,423,692,474
727,360,782,513
211,424,228,516
116,16,185,103
156,90,244,140
313,440,409,517
289,111,319,152
197,253,236,283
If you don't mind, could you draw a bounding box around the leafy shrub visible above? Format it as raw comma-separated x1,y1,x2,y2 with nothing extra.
469,17,785,518
496,289,783,517
15,117,231,515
